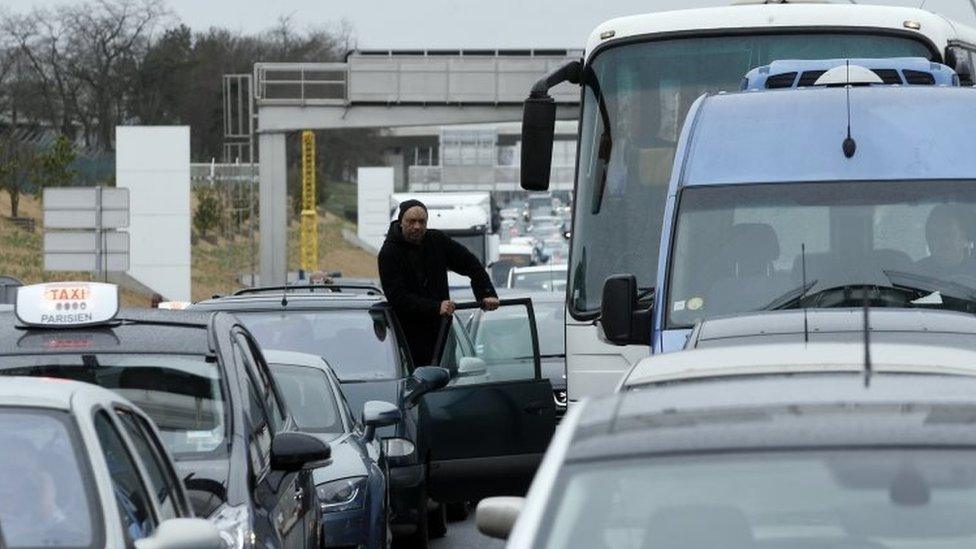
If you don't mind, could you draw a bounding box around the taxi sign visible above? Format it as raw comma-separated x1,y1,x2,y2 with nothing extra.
15,282,119,327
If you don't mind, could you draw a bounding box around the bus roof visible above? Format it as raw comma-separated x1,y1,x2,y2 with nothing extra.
586,4,976,59
677,86,976,187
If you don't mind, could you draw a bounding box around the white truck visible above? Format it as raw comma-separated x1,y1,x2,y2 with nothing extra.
390,192,500,288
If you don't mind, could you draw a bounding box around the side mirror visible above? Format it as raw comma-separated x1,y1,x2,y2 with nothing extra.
599,274,652,346
405,366,451,407
134,518,223,549
270,431,331,472
521,97,556,192
362,400,401,442
476,497,524,540
457,356,488,377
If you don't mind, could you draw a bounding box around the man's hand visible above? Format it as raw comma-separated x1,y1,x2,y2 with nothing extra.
481,297,500,311
439,300,456,316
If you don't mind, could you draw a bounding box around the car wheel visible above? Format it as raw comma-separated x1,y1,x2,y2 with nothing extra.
427,500,448,539
446,501,470,522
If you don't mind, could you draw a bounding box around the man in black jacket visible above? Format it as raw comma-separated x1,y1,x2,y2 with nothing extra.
378,199,499,367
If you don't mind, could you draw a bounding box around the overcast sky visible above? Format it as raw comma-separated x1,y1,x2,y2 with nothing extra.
5,0,976,49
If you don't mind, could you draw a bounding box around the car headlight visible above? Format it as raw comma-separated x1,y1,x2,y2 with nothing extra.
382,437,415,458
317,477,368,512
211,503,253,549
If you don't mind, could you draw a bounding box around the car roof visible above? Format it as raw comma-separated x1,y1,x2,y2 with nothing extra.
0,376,123,410
0,309,213,355
568,373,976,462
680,86,976,187
511,264,568,274
193,292,386,311
262,349,331,371
623,341,976,388
585,4,973,58
687,309,976,349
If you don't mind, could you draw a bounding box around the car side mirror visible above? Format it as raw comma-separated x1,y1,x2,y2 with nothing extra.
476,497,524,540
270,431,331,472
521,97,556,192
405,366,451,407
599,274,652,346
362,400,401,442
134,518,224,549
457,356,487,377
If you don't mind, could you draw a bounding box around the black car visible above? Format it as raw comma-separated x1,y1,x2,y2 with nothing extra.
0,282,330,548
192,284,557,548
263,349,398,549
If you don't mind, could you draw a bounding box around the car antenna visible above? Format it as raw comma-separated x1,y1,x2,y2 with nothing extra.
862,288,872,388
843,60,857,158
801,243,809,343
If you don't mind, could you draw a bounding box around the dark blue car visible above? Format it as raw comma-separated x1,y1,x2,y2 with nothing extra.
263,349,397,549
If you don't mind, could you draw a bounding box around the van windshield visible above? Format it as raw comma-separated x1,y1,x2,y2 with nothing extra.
667,180,976,328
571,33,935,315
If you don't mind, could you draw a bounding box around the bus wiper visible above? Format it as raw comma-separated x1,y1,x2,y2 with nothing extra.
637,287,655,301
583,65,613,215
762,280,819,310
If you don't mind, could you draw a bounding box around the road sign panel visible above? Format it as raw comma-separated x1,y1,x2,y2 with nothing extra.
44,232,129,254
44,253,129,272
43,187,130,229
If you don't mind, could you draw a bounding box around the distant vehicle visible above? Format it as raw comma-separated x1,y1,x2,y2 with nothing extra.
526,194,554,220
263,350,396,549
0,282,331,548
519,1,976,403
479,342,976,546
193,286,555,549
507,264,568,293
0,377,223,549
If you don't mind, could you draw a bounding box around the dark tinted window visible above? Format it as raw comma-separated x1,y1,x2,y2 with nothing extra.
235,333,285,430
270,363,343,432
0,408,100,548
240,310,399,381
94,411,156,542
239,352,272,476
0,354,226,456
116,409,180,521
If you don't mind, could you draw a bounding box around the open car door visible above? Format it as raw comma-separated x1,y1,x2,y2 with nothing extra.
418,298,556,502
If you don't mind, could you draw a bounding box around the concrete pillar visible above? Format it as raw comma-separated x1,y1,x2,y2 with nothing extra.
259,132,288,286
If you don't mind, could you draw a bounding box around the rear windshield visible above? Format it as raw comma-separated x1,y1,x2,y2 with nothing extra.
0,408,101,548
0,354,227,457
239,310,400,381
270,363,344,433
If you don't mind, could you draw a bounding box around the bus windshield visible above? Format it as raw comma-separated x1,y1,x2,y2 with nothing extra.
570,32,934,315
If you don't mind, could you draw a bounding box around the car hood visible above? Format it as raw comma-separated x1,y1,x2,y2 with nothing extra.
338,378,404,438
174,456,230,518
311,433,370,485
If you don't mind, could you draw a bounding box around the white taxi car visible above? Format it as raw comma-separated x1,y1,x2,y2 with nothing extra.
0,376,223,549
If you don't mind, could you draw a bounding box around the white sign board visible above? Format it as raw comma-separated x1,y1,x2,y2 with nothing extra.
357,167,395,253
43,232,130,272
15,282,119,327
43,187,129,229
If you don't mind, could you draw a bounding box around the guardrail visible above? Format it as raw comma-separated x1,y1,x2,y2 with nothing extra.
254,63,349,105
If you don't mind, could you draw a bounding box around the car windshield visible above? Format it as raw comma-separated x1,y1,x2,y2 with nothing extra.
0,354,226,456
667,180,976,329
511,270,567,292
269,363,344,433
0,408,100,548
239,310,400,381
571,33,934,315
540,450,976,549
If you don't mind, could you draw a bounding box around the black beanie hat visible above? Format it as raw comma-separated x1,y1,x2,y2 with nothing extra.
397,199,428,222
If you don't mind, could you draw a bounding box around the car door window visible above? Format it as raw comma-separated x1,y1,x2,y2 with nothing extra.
236,344,273,477
235,332,285,430
115,409,181,521
441,302,539,385
93,411,157,542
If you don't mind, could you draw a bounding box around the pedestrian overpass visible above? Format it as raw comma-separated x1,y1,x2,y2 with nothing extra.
248,49,581,285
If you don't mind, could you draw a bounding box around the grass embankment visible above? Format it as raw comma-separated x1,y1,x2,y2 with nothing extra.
0,194,377,305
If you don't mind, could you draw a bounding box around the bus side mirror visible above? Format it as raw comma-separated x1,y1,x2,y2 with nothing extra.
600,274,652,346
521,97,556,191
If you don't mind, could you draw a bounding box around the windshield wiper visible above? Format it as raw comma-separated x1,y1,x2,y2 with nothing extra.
762,280,819,310
637,286,655,301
